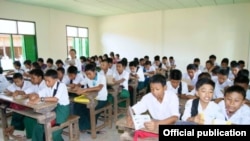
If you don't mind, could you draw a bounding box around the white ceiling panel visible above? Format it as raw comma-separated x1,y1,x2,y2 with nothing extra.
7,0,250,17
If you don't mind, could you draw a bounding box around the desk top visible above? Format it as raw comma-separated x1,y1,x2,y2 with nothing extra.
116,116,158,134
0,93,57,112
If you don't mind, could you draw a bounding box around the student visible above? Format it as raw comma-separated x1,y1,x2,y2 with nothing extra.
237,69,249,78
37,58,47,71
31,62,41,70
6,61,24,76
44,58,57,72
113,61,130,91
228,62,241,81
218,85,250,124
238,60,245,69
203,60,214,75
209,54,219,67
0,66,10,92
57,67,67,84
100,59,113,76
28,69,70,141
4,73,34,137
167,69,188,99
23,59,32,77
233,76,250,106
73,63,108,132
127,74,179,131
181,78,224,124
80,56,87,72
193,58,204,73
65,49,82,72
182,64,200,92
169,56,176,70
220,58,230,74
65,66,85,89
107,57,116,73
213,68,233,103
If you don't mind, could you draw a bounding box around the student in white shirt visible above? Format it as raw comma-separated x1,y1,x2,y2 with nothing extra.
100,59,113,76
23,59,32,78
65,66,85,88
0,67,10,92
65,49,82,73
182,64,200,92
113,61,130,91
44,58,57,72
218,85,250,124
233,75,250,106
4,73,34,138
167,69,189,99
181,78,224,124
127,74,179,131
56,67,67,84
73,63,108,132
6,61,24,76
193,58,204,73
28,69,70,141
228,62,241,81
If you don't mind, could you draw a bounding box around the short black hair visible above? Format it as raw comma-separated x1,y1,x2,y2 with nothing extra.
195,78,215,90
198,72,211,80
37,58,44,63
13,61,21,67
238,60,245,65
234,76,249,85
194,58,200,63
186,64,197,70
85,63,96,72
107,58,113,64
67,66,78,74
129,61,137,67
32,62,41,70
46,58,53,64
24,60,32,66
44,69,58,79
29,69,44,79
170,69,182,80
80,56,87,62
218,68,229,76
0,67,3,74
154,55,160,61
55,59,64,65
13,73,23,80
149,74,166,86
209,54,216,59
57,67,65,74
237,69,249,78
224,85,246,99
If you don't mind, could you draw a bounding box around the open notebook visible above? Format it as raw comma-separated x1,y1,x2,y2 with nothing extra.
129,106,151,130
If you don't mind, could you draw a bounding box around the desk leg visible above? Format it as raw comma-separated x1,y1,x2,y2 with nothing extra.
1,108,9,141
132,85,137,105
113,95,118,123
89,106,96,139
44,122,52,141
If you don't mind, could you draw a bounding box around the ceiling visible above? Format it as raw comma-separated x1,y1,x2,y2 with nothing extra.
8,0,250,17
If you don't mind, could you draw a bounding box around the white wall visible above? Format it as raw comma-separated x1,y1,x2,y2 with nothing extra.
0,0,99,62
98,3,250,72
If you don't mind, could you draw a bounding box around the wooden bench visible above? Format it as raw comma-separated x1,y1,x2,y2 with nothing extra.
52,115,80,141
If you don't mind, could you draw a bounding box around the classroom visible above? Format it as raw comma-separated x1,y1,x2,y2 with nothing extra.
0,0,250,141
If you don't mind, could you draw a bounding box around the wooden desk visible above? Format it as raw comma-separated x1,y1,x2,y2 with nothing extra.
0,94,57,141
116,116,158,141
129,79,138,105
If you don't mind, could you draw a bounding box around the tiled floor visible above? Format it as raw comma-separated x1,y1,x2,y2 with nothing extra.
0,117,124,141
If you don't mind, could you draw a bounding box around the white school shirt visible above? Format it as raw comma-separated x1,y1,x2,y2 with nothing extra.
129,67,145,82
32,80,47,93
7,80,34,94
213,79,233,99
182,72,200,87
38,81,69,105
64,73,85,85
218,100,250,124
166,81,188,95
132,90,180,120
85,72,108,101
14,69,25,74
60,75,68,84
181,99,224,124
246,90,250,101
113,70,130,90
0,74,10,92
65,58,82,73
99,69,113,76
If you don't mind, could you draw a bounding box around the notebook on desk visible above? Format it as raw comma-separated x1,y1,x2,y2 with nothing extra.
129,106,151,130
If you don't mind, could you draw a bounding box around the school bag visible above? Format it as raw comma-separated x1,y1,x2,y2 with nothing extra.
191,98,200,117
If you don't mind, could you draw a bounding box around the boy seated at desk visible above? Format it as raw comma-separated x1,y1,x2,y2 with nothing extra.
233,75,250,106
72,63,108,133
127,74,179,131
218,85,250,124
0,66,10,92
181,78,224,124
28,69,70,141
65,66,85,89
6,61,24,76
57,67,68,83
4,73,34,137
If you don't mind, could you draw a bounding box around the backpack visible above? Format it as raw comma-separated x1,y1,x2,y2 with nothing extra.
191,98,199,117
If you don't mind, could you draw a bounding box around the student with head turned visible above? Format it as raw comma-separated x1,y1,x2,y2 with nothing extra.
37,58,47,71
203,60,214,75
6,61,24,76
72,63,108,132
181,78,224,125
233,76,250,106
28,69,70,141
65,49,82,73
127,74,179,131
238,60,245,69
65,65,85,89
44,58,57,72
167,69,189,99
193,58,204,73
0,66,10,92
228,61,241,81
218,85,250,124
213,68,233,103
55,59,66,70
182,64,200,92
100,59,113,76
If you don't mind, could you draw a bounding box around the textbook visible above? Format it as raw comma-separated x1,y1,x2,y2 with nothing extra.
129,106,151,130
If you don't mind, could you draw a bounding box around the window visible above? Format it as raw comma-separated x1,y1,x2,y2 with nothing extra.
0,19,37,70
66,26,89,58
